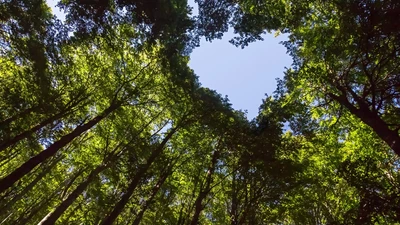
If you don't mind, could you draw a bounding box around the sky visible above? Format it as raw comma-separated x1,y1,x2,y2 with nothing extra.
189,33,291,119
47,0,292,119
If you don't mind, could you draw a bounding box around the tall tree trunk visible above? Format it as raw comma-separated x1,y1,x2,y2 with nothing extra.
59,168,85,201
0,105,39,130
190,150,219,225
0,155,63,214
329,93,400,155
0,96,86,152
15,188,60,225
230,172,238,225
38,143,124,225
63,201,83,224
38,164,109,225
0,102,120,194
177,203,187,225
238,204,249,225
0,110,69,152
132,170,170,225
100,127,178,225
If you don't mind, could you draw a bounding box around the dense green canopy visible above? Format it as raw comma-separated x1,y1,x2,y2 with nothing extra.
0,0,399,224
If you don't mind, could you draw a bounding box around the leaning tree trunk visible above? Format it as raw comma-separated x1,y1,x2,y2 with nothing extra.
329,93,400,155
38,164,108,225
100,127,178,225
190,150,219,225
14,187,60,225
0,105,39,130
0,102,120,194
0,96,86,152
38,146,124,225
132,169,171,225
0,155,63,214
0,110,71,152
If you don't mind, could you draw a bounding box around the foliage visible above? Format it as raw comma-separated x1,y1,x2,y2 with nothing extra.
0,0,400,224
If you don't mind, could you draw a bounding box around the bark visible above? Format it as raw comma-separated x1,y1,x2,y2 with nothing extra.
63,201,83,224
0,155,63,213
190,150,219,225
329,93,400,155
0,105,39,130
38,164,108,225
132,170,170,225
0,97,86,152
40,141,126,225
0,102,120,194
100,127,178,225
0,110,68,152
230,173,238,225
177,203,187,225
15,189,59,225
61,169,85,200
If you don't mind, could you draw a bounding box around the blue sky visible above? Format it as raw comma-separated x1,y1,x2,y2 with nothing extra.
189,33,291,119
47,0,292,119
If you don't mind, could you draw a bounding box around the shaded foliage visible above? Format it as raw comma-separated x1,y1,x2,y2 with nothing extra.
1,0,400,224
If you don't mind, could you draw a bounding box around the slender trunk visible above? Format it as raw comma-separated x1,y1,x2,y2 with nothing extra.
190,194,205,225
15,189,59,225
0,155,63,213
0,212,13,225
100,127,178,225
60,168,85,200
238,205,249,225
63,201,83,224
0,103,120,194
0,150,19,168
132,170,170,225
0,109,70,152
177,203,187,225
357,193,370,225
0,95,86,152
39,142,126,225
190,150,219,225
42,138,149,224
329,93,400,155
7,190,48,225
230,173,238,225
0,105,39,129
38,164,108,225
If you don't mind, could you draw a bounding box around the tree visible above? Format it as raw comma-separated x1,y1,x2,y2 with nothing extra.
194,0,400,156
280,0,400,155
3,0,400,224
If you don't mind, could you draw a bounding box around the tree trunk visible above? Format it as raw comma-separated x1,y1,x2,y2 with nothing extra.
15,188,60,225
190,150,219,225
0,96,87,152
60,168,85,201
63,201,83,224
0,102,120,194
177,203,187,225
0,105,39,130
0,155,63,214
230,173,238,225
0,110,68,152
39,141,125,225
329,93,400,155
38,164,108,225
100,127,178,225
132,170,170,225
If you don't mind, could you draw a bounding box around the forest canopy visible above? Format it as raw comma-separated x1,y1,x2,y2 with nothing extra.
0,0,399,224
